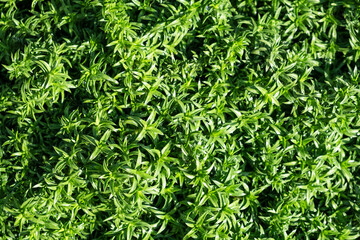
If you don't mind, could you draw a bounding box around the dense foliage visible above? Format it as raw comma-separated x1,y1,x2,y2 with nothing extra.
1,0,360,239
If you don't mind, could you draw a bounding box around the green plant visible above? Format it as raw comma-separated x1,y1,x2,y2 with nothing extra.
1,0,360,239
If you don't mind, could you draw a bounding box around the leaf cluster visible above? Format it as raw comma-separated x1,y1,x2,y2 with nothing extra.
1,0,360,239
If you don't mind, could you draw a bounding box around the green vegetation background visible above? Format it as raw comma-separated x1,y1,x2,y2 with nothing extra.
1,0,360,239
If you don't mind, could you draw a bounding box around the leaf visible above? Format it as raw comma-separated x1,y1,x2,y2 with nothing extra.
90,147,101,160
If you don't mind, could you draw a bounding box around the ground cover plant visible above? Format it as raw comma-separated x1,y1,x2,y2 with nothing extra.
1,0,360,239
